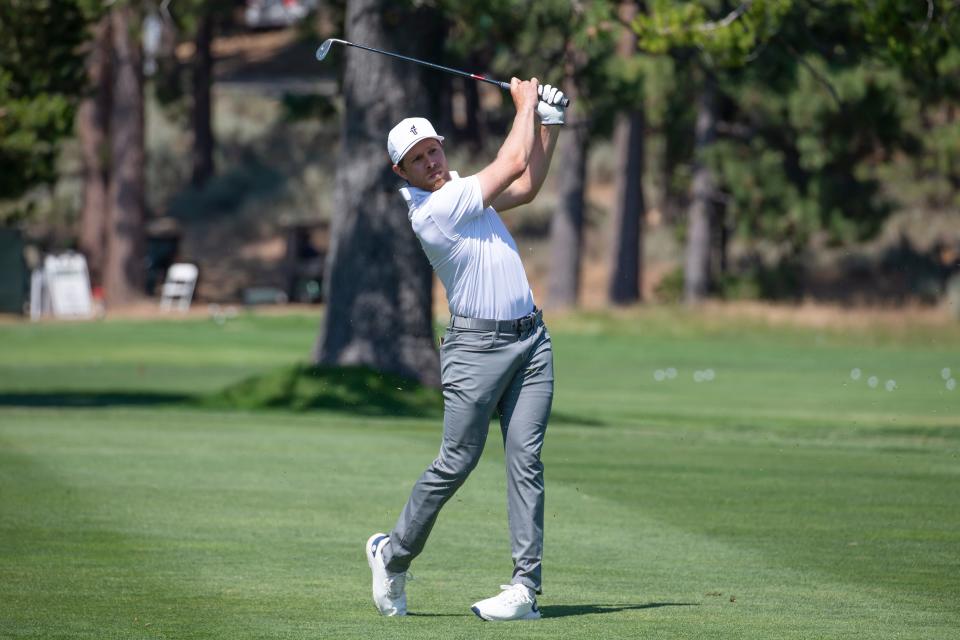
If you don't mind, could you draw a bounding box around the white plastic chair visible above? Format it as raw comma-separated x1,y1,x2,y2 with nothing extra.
159,263,198,312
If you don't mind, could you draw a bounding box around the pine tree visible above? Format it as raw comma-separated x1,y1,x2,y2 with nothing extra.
312,0,445,385
0,0,92,206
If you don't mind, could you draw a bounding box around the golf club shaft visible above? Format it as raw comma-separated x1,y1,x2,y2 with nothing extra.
320,39,571,108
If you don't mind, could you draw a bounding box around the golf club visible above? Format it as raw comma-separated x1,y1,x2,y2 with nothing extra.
316,38,571,108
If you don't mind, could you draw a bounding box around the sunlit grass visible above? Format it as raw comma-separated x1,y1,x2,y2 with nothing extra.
1,308,958,638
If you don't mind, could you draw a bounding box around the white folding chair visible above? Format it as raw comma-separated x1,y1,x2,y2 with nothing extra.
159,263,198,312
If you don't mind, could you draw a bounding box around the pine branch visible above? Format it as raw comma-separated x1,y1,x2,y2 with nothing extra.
696,1,756,32
619,1,758,36
922,0,935,33
780,38,841,107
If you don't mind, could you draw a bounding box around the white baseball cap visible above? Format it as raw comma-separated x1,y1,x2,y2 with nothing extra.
387,117,444,165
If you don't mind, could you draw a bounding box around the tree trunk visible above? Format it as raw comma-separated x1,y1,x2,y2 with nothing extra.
460,54,485,151
684,72,717,305
191,11,214,187
104,3,146,305
312,0,443,386
712,198,728,281
547,74,587,309
77,14,112,288
607,0,645,305
608,109,645,304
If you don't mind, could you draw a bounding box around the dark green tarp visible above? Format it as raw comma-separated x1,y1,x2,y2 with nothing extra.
0,228,26,314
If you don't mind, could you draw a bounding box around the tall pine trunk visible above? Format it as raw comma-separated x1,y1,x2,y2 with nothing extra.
712,198,728,281
608,109,645,304
547,72,587,310
191,11,214,187
459,54,485,151
312,0,443,386
104,3,146,305
77,14,112,288
607,0,645,305
684,71,717,305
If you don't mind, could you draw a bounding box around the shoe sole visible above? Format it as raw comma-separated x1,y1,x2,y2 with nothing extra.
471,605,541,621
365,532,388,571
366,532,407,616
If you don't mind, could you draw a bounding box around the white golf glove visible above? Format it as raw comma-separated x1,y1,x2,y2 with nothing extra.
536,84,566,126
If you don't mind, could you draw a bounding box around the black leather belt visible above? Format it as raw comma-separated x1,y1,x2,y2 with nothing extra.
449,308,542,333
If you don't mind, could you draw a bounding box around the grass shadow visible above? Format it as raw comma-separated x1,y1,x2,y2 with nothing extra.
550,411,609,427
0,391,192,408
0,369,609,426
0,364,442,418
541,602,698,618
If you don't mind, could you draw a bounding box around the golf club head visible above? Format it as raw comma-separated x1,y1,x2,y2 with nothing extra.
316,39,350,61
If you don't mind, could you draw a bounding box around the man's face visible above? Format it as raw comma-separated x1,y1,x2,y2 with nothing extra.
393,138,449,192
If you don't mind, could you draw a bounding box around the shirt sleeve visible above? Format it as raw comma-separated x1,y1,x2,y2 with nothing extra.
425,175,485,235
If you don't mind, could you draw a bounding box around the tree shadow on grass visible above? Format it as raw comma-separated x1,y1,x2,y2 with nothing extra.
0,365,441,417
541,602,698,618
0,391,192,408
550,411,609,427
200,364,444,418
0,366,613,426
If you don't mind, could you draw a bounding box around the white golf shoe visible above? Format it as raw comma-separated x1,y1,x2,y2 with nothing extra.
470,584,541,621
365,532,407,616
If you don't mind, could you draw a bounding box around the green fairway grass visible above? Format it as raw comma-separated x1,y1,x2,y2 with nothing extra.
1,309,958,639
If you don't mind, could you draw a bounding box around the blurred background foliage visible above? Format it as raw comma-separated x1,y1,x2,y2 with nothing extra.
0,0,97,205
1,0,959,308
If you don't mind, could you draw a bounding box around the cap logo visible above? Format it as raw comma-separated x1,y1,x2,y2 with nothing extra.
409,124,418,135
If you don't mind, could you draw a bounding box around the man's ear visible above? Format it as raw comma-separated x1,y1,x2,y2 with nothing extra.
392,164,407,181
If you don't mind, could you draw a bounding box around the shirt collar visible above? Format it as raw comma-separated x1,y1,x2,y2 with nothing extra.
399,170,460,212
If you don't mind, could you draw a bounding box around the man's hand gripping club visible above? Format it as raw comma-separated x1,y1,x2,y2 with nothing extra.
536,84,567,126
477,77,564,211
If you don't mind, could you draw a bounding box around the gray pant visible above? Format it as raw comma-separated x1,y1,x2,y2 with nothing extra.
383,318,554,593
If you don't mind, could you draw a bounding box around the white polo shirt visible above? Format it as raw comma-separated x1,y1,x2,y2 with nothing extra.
400,171,536,321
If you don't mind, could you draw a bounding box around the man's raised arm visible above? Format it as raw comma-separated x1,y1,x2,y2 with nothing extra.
475,78,540,209
489,84,566,212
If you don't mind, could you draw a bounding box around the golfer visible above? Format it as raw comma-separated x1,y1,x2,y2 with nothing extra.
366,78,565,621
